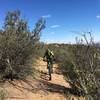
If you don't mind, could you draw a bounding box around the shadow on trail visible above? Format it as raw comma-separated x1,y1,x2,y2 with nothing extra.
39,80,70,94
39,71,85,97
9,79,39,94
39,80,85,97
8,67,84,98
9,78,82,97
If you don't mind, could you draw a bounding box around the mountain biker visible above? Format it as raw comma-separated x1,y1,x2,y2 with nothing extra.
43,49,54,80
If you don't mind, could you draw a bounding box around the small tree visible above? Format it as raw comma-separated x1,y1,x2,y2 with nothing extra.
0,10,45,80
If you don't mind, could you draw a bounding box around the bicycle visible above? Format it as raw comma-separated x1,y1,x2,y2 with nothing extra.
47,60,53,80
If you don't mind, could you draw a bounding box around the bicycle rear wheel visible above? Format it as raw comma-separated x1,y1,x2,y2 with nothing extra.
48,63,52,80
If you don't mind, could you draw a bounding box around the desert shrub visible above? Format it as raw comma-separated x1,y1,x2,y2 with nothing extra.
51,33,100,99
0,10,45,80
67,33,100,99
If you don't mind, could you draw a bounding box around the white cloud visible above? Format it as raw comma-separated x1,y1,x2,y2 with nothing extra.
50,25,60,28
42,14,51,18
96,15,100,19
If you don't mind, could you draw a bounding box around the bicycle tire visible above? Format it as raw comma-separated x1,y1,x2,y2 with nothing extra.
48,62,52,80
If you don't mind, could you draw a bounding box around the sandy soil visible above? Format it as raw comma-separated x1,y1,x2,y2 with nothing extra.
0,57,83,100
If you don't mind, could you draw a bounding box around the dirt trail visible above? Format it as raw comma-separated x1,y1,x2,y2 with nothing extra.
0,57,79,100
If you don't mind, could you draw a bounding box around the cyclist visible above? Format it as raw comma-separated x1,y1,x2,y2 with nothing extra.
43,49,54,80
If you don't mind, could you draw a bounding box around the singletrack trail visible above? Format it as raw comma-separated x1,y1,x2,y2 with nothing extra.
0,57,82,100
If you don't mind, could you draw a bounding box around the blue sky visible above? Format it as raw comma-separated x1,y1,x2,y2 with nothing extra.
0,0,100,43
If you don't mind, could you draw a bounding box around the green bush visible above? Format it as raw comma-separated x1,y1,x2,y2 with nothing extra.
0,10,45,80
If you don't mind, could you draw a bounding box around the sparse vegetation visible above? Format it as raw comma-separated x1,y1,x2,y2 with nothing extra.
0,10,99,100
40,33,100,99
46,33,100,99
69,33,100,100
